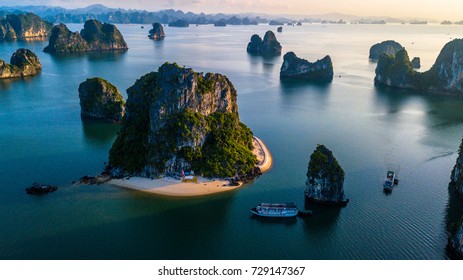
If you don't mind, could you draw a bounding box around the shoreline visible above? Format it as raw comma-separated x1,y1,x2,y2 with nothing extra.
253,136,272,173
107,136,273,197
109,176,243,197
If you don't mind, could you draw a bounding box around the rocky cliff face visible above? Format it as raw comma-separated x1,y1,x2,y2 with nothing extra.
449,217,463,258
0,13,52,41
374,49,415,88
305,145,348,206
246,34,263,54
246,31,281,56
0,48,41,79
78,78,125,122
426,39,463,93
148,22,165,40
450,138,463,197
448,139,463,258
108,62,256,178
369,40,403,60
280,52,334,82
261,31,282,56
375,39,463,94
44,20,128,53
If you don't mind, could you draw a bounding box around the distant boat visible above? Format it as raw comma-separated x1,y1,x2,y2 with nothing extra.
383,171,396,192
250,202,299,217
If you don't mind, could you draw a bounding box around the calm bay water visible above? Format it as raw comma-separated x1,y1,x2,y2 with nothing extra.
1,23,463,259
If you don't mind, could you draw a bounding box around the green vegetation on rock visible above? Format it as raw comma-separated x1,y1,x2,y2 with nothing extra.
0,13,52,41
78,77,125,122
44,19,128,53
375,39,463,94
0,48,41,79
375,49,414,88
369,40,403,60
307,144,345,183
305,144,348,205
108,63,256,178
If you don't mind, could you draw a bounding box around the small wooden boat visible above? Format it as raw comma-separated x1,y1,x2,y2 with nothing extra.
383,171,396,192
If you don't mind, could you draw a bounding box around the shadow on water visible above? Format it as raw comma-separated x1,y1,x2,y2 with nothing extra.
0,73,40,90
279,80,332,108
372,86,416,114
374,85,463,119
249,215,297,226
247,53,281,73
280,79,332,91
81,119,120,148
382,189,393,196
301,201,341,232
444,182,463,259
1,192,238,259
47,50,127,63
374,86,463,148
150,38,165,48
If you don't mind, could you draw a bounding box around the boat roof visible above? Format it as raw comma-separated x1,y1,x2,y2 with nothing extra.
259,202,297,208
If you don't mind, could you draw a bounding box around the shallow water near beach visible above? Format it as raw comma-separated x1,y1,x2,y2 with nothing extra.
1,23,463,259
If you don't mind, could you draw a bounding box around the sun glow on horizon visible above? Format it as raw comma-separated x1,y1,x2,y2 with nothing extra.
0,0,462,21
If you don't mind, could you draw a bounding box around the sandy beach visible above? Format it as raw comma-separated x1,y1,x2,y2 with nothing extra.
253,136,272,173
110,176,242,197
109,136,272,197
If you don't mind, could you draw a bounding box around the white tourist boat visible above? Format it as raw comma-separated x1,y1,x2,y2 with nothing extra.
250,202,299,217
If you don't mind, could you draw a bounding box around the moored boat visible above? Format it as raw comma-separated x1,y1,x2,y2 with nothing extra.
250,202,299,217
383,171,395,191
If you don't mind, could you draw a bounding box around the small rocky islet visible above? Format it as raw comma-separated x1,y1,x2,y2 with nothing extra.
305,144,349,206
148,22,165,40
411,57,421,69
280,52,334,83
369,40,404,60
78,77,125,122
0,48,41,79
43,19,128,53
0,12,52,41
246,30,282,57
25,182,58,195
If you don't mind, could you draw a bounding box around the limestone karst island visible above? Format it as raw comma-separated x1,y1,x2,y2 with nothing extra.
81,62,273,196
0,48,41,79
44,19,128,53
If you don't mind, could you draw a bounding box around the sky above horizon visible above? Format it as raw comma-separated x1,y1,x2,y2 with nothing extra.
1,0,462,21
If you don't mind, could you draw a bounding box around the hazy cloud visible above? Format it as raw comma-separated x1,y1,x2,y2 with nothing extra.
0,0,462,20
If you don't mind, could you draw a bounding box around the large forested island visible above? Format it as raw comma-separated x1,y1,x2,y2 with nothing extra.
107,62,257,179
0,13,52,41
375,39,463,94
43,19,128,53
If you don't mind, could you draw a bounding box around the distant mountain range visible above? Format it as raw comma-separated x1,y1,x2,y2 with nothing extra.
0,4,440,25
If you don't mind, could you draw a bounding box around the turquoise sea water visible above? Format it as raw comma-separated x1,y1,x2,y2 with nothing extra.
1,23,463,259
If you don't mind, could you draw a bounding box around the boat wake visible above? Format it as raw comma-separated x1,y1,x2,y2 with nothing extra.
424,150,457,162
